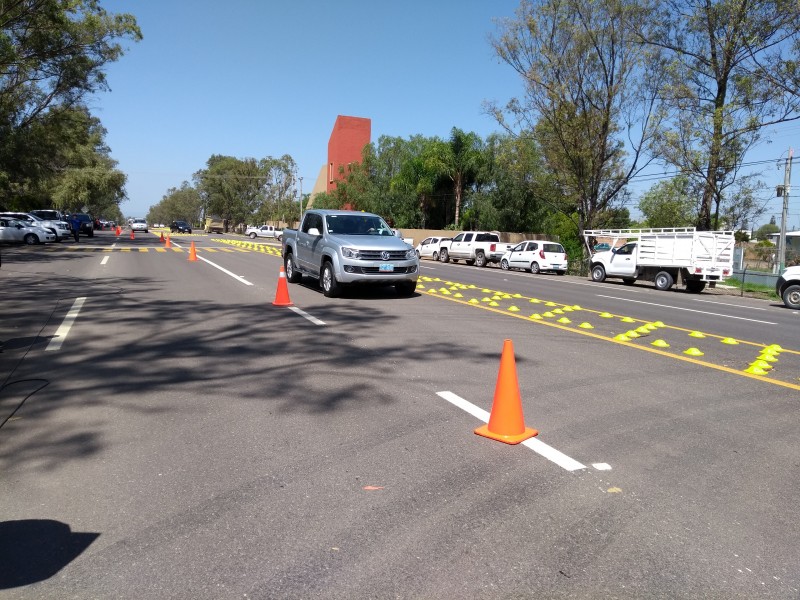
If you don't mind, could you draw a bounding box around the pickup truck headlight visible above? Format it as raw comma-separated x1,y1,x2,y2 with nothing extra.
341,247,361,259
405,248,416,260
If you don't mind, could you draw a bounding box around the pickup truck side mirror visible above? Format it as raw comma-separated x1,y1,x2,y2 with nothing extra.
394,229,402,238
308,227,321,236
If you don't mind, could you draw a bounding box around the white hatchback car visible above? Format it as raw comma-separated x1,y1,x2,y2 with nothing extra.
415,236,449,261
0,218,56,244
500,240,568,275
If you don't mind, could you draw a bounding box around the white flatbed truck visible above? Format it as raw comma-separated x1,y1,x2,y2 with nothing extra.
584,227,735,293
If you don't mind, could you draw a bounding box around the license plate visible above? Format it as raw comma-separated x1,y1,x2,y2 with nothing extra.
379,263,394,272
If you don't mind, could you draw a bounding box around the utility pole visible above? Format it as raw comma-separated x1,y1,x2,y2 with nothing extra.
777,149,793,274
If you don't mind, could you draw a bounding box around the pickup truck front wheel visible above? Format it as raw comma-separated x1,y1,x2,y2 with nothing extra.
249,232,258,239
475,251,487,267
285,252,302,283
321,261,341,297
782,284,800,309
591,264,606,282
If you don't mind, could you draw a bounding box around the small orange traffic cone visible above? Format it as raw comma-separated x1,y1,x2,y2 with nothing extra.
188,241,198,261
165,235,171,248
115,226,121,236
474,339,538,444
272,266,293,306
130,229,135,240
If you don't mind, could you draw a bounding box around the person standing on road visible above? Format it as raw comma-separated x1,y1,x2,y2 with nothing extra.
69,214,80,242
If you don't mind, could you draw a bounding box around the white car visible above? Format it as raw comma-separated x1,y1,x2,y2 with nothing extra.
415,236,449,261
130,218,148,233
500,240,568,275
0,211,72,241
0,218,56,244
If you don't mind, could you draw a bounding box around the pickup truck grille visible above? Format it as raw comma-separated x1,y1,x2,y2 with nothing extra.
358,266,414,274
358,250,410,260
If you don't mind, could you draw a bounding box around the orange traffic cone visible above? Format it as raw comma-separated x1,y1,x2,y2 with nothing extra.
188,241,198,261
272,266,293,306
165,235,171,248
115,226,121,236
474,339,538,444
130,229,135,240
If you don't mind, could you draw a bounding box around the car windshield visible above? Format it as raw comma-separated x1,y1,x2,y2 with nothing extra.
33,211,60,220
325,214,393,236
133,218,146,224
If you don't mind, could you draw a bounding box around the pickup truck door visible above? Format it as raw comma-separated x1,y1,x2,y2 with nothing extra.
606,242,637,276
296,213,324,271
450,233,472,258
508,242,532,270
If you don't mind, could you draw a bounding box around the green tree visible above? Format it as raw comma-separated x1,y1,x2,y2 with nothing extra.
195,155,267,228
755,222,780,241
638,176,697,227
634,0,800,230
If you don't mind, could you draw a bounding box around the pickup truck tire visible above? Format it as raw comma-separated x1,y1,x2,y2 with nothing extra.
395,281,416,297
782,284,800,309
654,271,674,291
249,232,258,239
530,262,540,274
321,261,341,298
284,253,302,283
475,251,487,267
685,280,706,293
439,248,449,263
500,259,510,270
591,264,606,282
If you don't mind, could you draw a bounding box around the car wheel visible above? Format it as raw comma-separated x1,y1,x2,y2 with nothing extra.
285,252,302,283
782,284,800,309
395,281,416,297
475,251,487,267
654,271,674,291
321,261,340,297
432,251,439,261
24,233,38,245
530,262,540,274
685,280,706,293
500,259,509,270
249,232,257,239
591,264,606,282
440,248,449,263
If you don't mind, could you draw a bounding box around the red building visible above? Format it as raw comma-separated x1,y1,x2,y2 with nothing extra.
326,115,371,193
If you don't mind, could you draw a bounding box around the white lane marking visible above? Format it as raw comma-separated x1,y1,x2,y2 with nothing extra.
596,295,777,325
100,256,109,265
593,463,612,470
288,306,326,325
437,391,586,471
694,298,767,311
46,297,86,351
171,241,253,286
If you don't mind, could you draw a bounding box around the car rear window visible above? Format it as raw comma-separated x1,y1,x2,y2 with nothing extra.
543,243,564,253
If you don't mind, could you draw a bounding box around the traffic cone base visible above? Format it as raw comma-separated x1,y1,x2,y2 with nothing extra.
272,266,293,306
474,339,538,445
188,241,198,261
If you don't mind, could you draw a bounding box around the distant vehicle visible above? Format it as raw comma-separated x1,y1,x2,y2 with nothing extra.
205,216,225,234
500,240,568,275
0,218,56,244
245,224,281,240
776,266,800,309
281,209,418,297
70,213,95,237
593,243,611,253
438,231,513,267
415,236,449,261
130,218,148,233
170,220,192,233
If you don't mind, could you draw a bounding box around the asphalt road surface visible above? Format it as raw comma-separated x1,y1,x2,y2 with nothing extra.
1,229,799,599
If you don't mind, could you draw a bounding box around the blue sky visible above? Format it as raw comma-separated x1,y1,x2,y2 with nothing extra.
95,1,799,228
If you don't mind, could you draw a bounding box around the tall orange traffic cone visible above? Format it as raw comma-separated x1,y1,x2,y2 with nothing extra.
474,339,538,444
272,266,293,306
188,241,198,261
130,229,135,240
116,226,121,236
165,235,171,248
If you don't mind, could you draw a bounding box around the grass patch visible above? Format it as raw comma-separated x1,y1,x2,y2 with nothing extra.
724,278,779,300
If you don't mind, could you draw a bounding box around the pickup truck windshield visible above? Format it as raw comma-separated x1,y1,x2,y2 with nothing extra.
325,214,393,236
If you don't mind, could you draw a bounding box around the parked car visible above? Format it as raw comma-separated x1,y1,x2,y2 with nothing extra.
415,236,449,261
500,240,568,275
0,218,56,244
130,218,148,233
593,243,612,253
170,220,192,233
0,211,72,241
69,213,95,237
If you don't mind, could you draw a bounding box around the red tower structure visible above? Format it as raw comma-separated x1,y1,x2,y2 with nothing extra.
326,115,371,193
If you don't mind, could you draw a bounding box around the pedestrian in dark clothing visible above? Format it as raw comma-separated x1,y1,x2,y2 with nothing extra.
69,215,80,242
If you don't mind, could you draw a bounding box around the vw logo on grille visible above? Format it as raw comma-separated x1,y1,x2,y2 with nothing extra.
381,251,390,260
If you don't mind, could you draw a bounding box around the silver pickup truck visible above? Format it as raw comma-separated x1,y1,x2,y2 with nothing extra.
281,209,419,297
